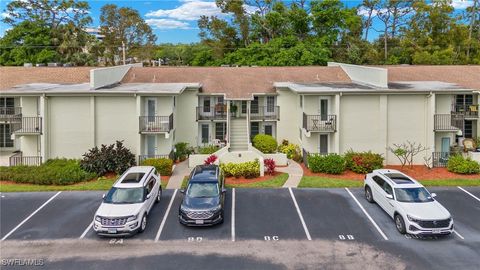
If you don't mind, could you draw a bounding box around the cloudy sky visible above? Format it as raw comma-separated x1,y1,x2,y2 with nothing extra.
0,0,475,43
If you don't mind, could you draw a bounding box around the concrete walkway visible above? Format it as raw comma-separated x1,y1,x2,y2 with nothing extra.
278,160,304,188
166,159,191,189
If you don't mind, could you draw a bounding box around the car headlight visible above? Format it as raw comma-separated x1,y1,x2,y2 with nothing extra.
95,215,101,222
407,214,420,223
180,205,190,213
126,215,138,222
210,205,222,212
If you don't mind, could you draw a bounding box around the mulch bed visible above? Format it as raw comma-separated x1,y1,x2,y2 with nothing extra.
301,163,479,180
225,171,282,185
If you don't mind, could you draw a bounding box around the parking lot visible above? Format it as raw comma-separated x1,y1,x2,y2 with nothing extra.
1,187,479,269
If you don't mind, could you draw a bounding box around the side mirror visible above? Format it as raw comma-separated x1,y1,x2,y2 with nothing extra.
222,188,227,193
431,193,437,198
180,189,185,194
385,194,394,200
146,193,151,199
102,194,106,199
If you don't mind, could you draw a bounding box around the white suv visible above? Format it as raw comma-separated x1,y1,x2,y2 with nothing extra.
93,166,162,236
364,169,453,235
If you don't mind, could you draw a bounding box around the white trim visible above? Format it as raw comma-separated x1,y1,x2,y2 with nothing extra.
288,188,312,240
457,186,480,202
155,189,178,242
231,188,236,242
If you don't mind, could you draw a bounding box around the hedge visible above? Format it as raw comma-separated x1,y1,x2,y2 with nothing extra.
141,158,173,176
447,155,480,174
344,150,384,174
252,134,277,153
0,159,97,185
220,159,260,178
307,154,346,174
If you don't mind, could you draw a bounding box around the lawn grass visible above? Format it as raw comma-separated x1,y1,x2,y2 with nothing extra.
299,176,480,188
226,173,289,188
0,177,117,192
181,176,189,189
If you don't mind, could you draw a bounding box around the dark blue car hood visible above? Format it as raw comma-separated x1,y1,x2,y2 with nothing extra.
182,195,220,210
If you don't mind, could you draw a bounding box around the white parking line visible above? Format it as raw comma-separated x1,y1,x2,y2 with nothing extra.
345,188,389,241
1,191,62,241
288,187,311,241
453,230,465,240
457,186,480,202
231,188,236,242
155,189,178,242
79,221,94,239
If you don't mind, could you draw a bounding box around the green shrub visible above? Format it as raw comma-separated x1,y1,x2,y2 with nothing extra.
174,142,193,161
253,134,277,154
198,145,220,154
80,141,136,176
344,150,384,174
277,140,302,161
307,154,346,174
0,159,96,185
447,155,480,174
141,158,173,176
220,159,260,178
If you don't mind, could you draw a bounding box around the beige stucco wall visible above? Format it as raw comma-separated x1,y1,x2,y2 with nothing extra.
277,89,300,144
20,97,38,116
175,90,198,147
47,97,92,158
436,94,453,114
19,136,40,156
95,96,138,154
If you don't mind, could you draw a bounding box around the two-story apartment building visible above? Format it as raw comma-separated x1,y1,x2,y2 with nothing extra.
1,63,479,167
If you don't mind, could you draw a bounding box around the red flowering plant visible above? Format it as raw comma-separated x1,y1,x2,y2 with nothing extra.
264,158,276,175
204,155,218,165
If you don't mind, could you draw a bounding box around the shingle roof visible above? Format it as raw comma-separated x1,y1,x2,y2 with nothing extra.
0,67,94,90
121,66,351,99
385,65,480,90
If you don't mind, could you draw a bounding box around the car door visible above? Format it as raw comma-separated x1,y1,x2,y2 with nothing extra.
371,176,388,211
145,178,156,212
381,182,396,217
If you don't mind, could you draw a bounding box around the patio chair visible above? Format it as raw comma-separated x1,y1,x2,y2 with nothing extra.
463,138,476,152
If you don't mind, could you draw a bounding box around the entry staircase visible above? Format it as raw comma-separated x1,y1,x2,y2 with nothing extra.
229,118,249,151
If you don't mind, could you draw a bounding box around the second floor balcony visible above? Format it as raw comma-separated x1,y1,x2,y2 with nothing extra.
197,105,227,121
250,106,280,121
11,116,42,135
434,114,463,131
0,107,22,120
303,113,337,132
139,114,173,133
451,104,478,118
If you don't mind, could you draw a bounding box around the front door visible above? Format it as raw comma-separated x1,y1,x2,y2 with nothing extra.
441,137,450,153
201,124,209,144
319,134,328,154
146,135,156,157
264,123,273,137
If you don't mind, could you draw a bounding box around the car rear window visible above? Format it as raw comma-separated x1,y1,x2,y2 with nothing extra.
121,173,145,183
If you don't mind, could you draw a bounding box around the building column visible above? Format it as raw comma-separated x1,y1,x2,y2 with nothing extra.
379,95,388,164
39,95,47,162
247,101,251,144
334,94,341,154
90,96,96,147
426,93,436,166
136,95,142,162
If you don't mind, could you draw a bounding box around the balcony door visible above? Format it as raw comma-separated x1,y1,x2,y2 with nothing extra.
319,134,328,154
319,98,329,121
146,98,156,122
251,97,259,114
265,96,275,116
201,124,209,144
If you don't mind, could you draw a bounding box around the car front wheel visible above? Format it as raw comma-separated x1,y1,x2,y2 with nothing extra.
156,188,162,203
139,214,147,233
395,214,406,234
365,187,374,203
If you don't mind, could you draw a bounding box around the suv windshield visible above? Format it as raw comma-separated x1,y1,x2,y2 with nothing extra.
186,182,219,198
104,187,145,204
395,187,434,203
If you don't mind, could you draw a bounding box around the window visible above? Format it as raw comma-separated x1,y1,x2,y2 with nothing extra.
264,124,273,136
0,124,14,148
251,97,259,114
0,98,14,108
203,98,211,113
266,96,275,113
201,124,209,144
464,120,473,138
215,122,226,140
250,122,259,139
146,178,155,195
372,176,385,187
217,96,224,104
319,134,328,154
320,99,328,121
241,101,247,114
383,182,393,195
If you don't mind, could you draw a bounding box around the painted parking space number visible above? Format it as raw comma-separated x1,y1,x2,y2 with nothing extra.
188,237,203,242
338,235,355,240
264,236,279,241
109,238,124,244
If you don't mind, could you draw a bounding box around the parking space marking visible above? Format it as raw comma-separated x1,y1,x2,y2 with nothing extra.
453,230,465,240
345,188,389,241
288,188,311,241
79,221,93,239
155,189,177,242
457,187,480,202
1,191,61,241
231,188,236,242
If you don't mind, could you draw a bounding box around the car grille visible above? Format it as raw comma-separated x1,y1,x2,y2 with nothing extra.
185,211,214,220
100,217,127,226
417,218,451,228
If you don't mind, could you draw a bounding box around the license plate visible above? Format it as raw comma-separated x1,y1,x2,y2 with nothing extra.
195,220,204,225
108,229,117,234
432,229,441,234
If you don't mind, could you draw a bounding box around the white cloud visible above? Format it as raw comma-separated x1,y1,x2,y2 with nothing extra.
1,12,11,18
146,0,222,21
146,18,192,30
451,0,474,9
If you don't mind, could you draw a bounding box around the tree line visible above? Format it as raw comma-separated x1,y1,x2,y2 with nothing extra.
1,0,479,67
